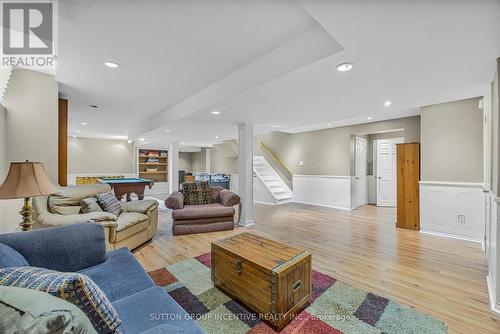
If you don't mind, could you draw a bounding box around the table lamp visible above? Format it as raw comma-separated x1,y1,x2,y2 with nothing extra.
0,161,59,231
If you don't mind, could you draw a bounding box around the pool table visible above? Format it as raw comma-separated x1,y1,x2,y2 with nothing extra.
98,177,154,201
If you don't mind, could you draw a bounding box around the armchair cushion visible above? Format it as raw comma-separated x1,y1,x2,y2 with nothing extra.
81,197,103,213
165,191,184,210
120,199,158,214
0,244,29,269
219,189,240,207
172,203,234,221
96,191,122,216
0,267,122,334
198,181,212,204
0,223,107,272
37,212,117,226
182,182,199,205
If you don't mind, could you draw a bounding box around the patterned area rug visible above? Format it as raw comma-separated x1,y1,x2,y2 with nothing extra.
148,253,447,334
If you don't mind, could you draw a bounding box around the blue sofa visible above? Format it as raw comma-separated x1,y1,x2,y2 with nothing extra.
0,223,204,334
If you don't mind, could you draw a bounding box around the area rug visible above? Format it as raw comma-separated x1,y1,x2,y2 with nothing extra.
148,253,447,334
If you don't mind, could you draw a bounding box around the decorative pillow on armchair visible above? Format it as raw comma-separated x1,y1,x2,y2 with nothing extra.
0,267,122,334
182,182,199,205
198,181,212,205
96,191,122,216
81,197,103,213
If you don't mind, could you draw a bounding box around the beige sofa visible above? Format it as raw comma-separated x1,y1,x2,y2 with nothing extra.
33,184,159,251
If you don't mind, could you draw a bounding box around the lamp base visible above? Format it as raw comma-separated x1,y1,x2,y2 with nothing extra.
19,197,34,231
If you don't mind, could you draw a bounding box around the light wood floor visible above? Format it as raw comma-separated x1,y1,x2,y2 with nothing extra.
134,203,499,333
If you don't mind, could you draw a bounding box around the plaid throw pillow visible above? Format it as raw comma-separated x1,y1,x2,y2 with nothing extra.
0,267,122,334
96,191,122,216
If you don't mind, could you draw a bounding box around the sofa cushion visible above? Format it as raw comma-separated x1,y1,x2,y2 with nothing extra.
79,247,155,302
0,267,122,334
112,286,204,334
49,184,111,215
96,191,122,216
172,203,235,221
0,286,97,334
173,216,234,226
81,197,103,213
115,213,149,242
0,243,29,268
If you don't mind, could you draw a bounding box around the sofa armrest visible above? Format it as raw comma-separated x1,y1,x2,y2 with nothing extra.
120,199,158,214
219,189,240,207
0,223,107,272
165,191,184,210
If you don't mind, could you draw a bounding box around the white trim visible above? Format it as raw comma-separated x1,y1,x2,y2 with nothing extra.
486,275,500,314
238,220,255,227
293,174,351,179
419,229,483,245
253,200,274,206
419,181,484,188
292,200,351,211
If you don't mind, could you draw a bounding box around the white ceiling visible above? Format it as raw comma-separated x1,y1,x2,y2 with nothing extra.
58,0,500,148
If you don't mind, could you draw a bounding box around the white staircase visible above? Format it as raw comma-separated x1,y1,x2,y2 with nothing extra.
253,156,292,205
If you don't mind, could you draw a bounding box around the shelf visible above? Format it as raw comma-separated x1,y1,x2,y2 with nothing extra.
139,155,167,158
139,171,167,174
139,163,167,165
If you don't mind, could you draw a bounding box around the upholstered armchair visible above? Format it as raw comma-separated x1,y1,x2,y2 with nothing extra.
165,185,240,235
32,184,158,251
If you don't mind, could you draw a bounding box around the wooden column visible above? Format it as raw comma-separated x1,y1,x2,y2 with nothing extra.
58,98,68,186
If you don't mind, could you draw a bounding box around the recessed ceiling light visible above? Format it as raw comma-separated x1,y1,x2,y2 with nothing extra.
80,122,87,125
271,124,279,128
215,136,219,139
139,138,145,141
164,129,171,133
367,117,373,120
127,140,133,144
104,61,119,68
211,110,220,115
181,142,186,145
384,101,392,107
72,135,77,138
327,123,332,126
336,62,354,72
75,130,81,133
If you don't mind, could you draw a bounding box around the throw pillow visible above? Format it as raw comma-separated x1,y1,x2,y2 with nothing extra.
81,197,103,213
198,181,212,205
0,286,96,334
182,182,199,205
0,267,122,334
96,191,122,216
0,244,29,269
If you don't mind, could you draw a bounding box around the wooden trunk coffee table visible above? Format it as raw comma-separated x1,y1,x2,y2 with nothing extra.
211,233,312,330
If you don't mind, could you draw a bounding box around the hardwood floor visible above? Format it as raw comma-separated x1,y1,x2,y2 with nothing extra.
134,203,499,333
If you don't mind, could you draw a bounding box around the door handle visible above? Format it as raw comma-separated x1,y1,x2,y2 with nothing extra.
355,176,360,180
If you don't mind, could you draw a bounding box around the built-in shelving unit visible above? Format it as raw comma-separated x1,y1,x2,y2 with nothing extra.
138,149,167,182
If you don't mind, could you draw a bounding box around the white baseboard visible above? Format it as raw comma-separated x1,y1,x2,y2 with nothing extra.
486,275,500,314
419,229,483,245
292,200,351,211
253,200,275,206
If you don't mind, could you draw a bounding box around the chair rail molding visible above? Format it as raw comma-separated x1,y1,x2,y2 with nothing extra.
292,175,352,210
419,181,486,244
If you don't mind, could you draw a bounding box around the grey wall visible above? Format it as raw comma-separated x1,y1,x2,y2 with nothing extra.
210,147,238,174
191,149,206,172
493,59,500,194
2,69,58,182
257,116,420,176
421,97,484,183
0,104,6,180
68,137,135,174
179,152,192,171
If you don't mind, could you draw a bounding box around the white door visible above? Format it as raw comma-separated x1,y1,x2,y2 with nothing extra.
355,137,367,208
376,138,404,207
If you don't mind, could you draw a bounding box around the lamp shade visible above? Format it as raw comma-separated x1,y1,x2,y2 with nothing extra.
0,161,59,199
